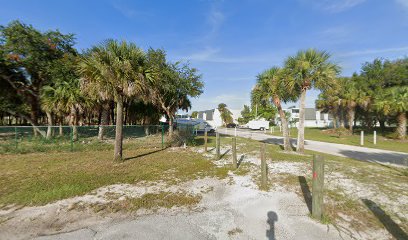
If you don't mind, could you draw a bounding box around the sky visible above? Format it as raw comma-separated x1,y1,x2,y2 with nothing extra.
1,0,408,112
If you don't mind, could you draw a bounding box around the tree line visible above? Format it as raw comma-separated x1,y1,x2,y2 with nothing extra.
253,49,407,155
316,58,407,139
0,20,204,161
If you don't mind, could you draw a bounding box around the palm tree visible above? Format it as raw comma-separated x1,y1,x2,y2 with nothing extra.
285,49,340,153
256,67,296,151
78,40,151,161
80,77,113,141
374,86,407,139
316,90,341,128
218,103,233,125
41,85,57,139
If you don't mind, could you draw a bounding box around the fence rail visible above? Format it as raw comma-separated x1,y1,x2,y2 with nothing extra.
0,124,199,154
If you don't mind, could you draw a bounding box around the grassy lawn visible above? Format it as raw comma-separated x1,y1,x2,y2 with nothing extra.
268,127,408,153
197,134,408,236
0,137,228,207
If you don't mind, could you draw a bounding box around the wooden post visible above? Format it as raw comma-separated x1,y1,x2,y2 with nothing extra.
216,132,220,160
261,143,267,189
373,131,377,145
312,155,324,220
232,137,237,169
360,131,364,146
204,129,208,152
279,125,282,132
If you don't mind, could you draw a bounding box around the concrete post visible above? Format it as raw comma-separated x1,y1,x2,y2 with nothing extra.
232,137,237,169
312,155,324,220
261,143,267,189
234,127,237,137
373,131,377,145
360,131,364,146
204,129,208,152
216,132,220,160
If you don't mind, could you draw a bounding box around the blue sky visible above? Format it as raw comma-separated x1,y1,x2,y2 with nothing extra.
1,0,408,112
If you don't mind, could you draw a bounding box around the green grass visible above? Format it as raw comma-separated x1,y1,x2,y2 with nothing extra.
0,138,228,206
268,127,408,153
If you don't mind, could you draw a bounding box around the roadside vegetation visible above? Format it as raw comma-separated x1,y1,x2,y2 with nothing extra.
268,127,408,153
241,50,407,154
0,20,203,161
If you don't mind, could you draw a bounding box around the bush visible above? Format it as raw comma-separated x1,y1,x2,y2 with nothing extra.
167,129,196,147
334,127,352,138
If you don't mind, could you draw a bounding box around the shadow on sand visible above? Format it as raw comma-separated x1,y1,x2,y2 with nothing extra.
362,199,407,240
298,176,312,214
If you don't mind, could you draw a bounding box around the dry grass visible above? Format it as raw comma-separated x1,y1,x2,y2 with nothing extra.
0,139,228,206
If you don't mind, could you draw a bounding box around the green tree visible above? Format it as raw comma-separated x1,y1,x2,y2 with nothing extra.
79,40,151,161
374,87,407,139
191,111,198,118
255,67,296,151
146,48,203,135
285,49,340,153
0,20,76,128
218,103,233,125
238,105,253,124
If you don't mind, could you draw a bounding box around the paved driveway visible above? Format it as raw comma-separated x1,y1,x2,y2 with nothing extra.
221,128,408,166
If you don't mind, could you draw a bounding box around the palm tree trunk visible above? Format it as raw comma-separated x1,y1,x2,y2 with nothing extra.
379,120,386,135
274,96,292,151
347,107,355,132
396,112,406,139
70,106,78,141
59,121,63,137
114,96,124,161
98,102,110,141
296,89,306,153
46,111,53,140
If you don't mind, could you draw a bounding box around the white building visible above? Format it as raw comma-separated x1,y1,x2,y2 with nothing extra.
276,108,333,128
194,108,241,127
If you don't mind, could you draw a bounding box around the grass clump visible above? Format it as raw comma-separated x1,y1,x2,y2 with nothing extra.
87,191,202,213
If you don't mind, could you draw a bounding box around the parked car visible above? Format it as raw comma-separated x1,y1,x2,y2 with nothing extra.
226,123,237,128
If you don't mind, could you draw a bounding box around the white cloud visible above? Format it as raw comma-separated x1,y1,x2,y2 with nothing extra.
337,46,408,57
208,7,224,35
396,0,408,8
111,0,152,19
179,47,270,64
303,0,366,13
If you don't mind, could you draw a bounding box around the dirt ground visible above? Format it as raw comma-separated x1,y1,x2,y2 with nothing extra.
0,145,405,240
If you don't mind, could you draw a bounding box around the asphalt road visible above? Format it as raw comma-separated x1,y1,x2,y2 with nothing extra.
221,128,408,166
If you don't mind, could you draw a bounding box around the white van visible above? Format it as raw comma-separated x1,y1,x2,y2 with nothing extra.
248,120,269,131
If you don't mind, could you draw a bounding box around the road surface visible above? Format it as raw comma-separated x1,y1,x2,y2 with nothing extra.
221,128,408,166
